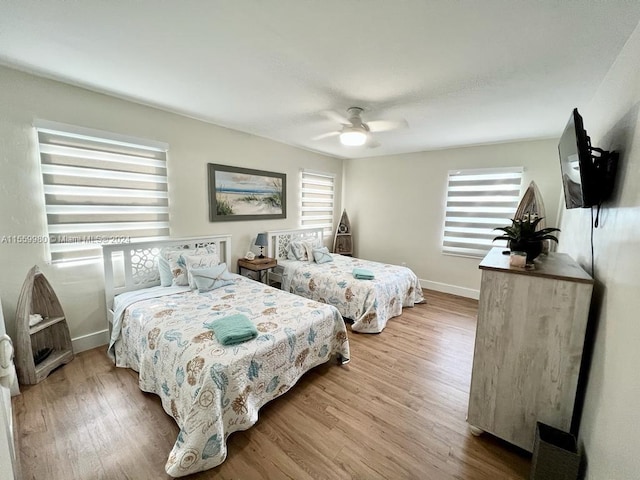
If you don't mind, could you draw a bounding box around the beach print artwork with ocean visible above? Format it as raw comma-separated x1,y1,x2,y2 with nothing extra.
215,170,283,216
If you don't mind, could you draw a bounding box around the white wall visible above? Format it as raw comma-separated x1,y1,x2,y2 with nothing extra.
0,65,342,350
557,22,640,480
343,139,562,298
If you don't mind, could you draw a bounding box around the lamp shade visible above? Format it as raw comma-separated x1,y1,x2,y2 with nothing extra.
254,233,268,247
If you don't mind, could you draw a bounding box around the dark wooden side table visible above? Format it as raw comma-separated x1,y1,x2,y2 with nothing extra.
237,257,277,284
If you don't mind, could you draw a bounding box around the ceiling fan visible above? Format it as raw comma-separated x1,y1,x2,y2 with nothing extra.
313,107,408,147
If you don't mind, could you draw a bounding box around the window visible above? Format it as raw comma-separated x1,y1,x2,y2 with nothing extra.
442,167,523,258
36,121,169,264
299,169,335,235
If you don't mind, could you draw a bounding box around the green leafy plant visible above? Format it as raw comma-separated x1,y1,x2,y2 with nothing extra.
493,217,560,244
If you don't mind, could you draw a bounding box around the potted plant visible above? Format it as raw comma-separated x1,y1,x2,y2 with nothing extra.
493,217,560,262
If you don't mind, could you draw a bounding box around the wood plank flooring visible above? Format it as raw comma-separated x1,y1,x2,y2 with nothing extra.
13,290,531,479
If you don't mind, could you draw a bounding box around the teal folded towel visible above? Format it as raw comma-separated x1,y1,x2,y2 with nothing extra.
209,314,258,345
353,268,375,280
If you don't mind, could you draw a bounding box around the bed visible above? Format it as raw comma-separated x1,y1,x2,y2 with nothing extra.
266,228,425,333
102,236,350,477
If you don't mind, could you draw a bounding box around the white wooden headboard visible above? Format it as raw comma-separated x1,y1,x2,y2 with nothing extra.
102,235,232,314
266,228,324,260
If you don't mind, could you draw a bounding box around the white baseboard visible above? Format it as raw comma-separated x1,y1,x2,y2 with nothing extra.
72,329,109,353
420,279,480,300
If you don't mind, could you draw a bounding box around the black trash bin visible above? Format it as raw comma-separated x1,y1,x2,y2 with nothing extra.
530,422,581,480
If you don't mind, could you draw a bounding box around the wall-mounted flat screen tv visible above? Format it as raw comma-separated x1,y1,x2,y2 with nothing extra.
558,108,618,209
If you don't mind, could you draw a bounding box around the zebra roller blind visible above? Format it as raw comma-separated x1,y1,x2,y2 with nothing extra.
300,169,336,235
442,167,523,258
36,122,170,264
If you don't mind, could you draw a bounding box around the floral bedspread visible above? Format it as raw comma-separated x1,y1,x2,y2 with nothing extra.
281,254,425,333
112,276,350,477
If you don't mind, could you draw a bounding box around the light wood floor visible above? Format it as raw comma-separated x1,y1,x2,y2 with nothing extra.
13,290,530,479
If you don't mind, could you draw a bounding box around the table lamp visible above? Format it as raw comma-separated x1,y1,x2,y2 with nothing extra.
255,233,268,258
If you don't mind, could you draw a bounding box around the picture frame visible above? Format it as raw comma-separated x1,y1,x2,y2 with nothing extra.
208,163,286,222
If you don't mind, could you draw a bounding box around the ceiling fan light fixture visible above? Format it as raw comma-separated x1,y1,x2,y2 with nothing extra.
339,128,367,146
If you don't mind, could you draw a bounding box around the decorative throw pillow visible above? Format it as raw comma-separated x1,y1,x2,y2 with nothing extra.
185,253,221,289
191,263,235,292
287,241,308,261
159,245,217,287
302,239,319,261
159,246,187,286
287,239,320,261
168,254,189,286
312,246,333,264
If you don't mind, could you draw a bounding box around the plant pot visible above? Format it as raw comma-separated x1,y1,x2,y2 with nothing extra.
509,240,543,263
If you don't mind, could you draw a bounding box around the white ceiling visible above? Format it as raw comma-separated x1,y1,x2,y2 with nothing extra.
1,1,640,159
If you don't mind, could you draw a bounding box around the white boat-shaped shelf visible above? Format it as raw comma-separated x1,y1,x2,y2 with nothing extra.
333,209,353,255
515,181,547,228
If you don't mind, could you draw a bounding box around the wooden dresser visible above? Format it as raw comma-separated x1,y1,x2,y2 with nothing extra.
467,248,593,451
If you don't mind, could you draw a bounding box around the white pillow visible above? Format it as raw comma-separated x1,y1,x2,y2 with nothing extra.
201,243,218,257
184,253,221,289
157,256,173,287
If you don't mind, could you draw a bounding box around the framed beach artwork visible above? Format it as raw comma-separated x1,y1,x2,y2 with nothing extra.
208,163,287,222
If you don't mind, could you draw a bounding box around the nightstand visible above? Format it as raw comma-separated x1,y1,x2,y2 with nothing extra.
237,257,277,284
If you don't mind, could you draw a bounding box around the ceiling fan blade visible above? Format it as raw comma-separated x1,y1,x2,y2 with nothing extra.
321,110,350,125
312,131,340,141
366,119,409,133
366,138,381,149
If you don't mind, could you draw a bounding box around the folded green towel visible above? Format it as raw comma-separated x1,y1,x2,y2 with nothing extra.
209,314,258,345
353,268,375,280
